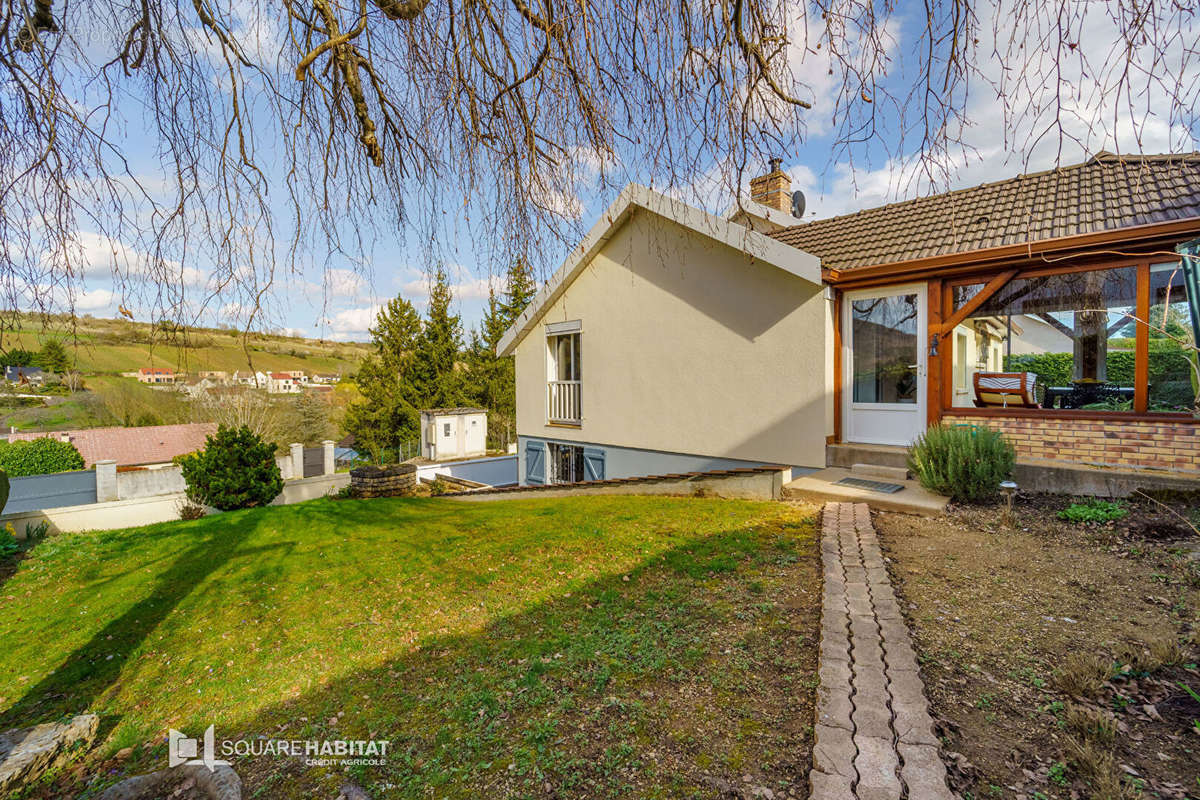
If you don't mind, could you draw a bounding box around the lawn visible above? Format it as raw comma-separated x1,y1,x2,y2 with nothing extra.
0,495,820,799
875,499,1200,800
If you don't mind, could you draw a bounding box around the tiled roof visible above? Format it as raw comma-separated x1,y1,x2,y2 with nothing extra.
269,373,293,379
422,407,487,415
7,422,217,467
769,152,1200,271
139,367,173,374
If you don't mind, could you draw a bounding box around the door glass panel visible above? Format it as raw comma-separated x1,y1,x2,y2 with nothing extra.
851,294,919,404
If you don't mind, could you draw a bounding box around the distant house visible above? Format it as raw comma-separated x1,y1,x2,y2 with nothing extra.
311,373,339,384
282,370,308,383
420,408,488,461
178,376,219,398
138,367,175,384
7,422,217,468
267,372,301,393
4,365,44,385
197,370,229,382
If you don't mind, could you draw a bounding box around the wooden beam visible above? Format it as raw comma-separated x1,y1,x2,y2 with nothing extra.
936,269,1019,335
1036,312,1074,339
1135,260,1150,413
926,279,944,427
832,289,843,443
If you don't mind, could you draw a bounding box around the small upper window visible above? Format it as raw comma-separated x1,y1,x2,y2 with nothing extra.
443,422,451,436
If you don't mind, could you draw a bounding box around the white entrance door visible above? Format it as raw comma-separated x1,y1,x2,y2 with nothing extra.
843,284,927,446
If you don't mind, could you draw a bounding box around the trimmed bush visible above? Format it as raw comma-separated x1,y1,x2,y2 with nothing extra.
0,437,85,476
178,425,283,511
907,424,1015,503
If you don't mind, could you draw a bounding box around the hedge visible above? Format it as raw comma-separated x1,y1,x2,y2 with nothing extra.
0,437,86,476
1005,349,1193,387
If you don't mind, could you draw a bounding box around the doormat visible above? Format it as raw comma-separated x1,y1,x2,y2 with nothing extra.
834,477,904,494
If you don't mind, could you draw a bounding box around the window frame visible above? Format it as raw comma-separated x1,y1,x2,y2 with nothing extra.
545,322,583,425
939,256,1196,420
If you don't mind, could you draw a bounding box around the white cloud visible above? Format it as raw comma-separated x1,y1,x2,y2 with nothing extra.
73,288,117,312
399,265,502,302
327,304,383,336
324,268,369,300
69,231,208,287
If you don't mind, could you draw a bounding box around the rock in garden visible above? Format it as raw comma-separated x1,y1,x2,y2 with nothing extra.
0,713,99,795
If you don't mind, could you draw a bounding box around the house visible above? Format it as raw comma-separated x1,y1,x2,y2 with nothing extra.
312,373,339,384
500,153,1200,487
178,375,220,398
7,422,217,468
420,409,488,461
4,365,44,385
267,372,301,393
197,370,229,382
138,367,175,384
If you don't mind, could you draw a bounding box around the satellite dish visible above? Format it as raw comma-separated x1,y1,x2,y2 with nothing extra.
791,190,806,219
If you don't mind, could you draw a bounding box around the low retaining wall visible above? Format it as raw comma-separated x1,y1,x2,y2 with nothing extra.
448,466,791,502
350,463,417,498
414,455,517,487
3,473,349,538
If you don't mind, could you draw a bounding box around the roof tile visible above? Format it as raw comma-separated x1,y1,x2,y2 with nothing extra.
770,153,1200,271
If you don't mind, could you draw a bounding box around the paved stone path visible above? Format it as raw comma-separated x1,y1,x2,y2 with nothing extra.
810,502,956,800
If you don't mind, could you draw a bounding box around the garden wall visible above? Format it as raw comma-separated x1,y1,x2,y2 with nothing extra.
949,414,1200,474
2,472,350,537
414,455,517,487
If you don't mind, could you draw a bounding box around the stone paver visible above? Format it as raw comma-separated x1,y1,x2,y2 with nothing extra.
809,502,957,800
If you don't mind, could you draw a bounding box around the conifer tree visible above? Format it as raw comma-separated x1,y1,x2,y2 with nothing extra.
413,263,466,409
343,296,423,460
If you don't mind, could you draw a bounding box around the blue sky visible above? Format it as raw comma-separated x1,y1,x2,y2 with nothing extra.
38,1,1199,342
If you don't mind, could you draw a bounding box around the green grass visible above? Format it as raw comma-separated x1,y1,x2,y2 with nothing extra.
2,313,368,376
0,495,820,799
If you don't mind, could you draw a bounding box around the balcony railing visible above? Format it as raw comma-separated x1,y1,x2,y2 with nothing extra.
547,380,581,423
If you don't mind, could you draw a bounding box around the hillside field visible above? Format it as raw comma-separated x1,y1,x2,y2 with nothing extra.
1,314,369,376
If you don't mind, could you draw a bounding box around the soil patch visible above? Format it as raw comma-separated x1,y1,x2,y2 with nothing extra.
875,498,1198,800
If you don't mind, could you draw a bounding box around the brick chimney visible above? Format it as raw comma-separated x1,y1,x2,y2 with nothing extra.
749,157,791,213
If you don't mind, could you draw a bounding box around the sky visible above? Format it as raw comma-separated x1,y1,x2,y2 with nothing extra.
31,0,1200,343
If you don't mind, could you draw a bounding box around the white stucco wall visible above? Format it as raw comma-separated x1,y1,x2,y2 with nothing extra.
513,208,831,469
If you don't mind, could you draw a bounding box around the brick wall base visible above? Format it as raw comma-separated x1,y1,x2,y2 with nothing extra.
945,414,1200,475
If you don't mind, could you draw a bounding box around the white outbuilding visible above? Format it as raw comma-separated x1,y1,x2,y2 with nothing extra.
420,408,488,461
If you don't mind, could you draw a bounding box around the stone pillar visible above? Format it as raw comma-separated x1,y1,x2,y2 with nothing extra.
95,459,118,503
322,440,335,476
290,443,304,480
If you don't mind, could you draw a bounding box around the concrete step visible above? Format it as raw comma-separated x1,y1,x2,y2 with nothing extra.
782,467,947,516
851,462,910,482
826,443,909,470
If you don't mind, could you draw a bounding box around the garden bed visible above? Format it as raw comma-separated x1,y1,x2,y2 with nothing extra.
875,495,1199,800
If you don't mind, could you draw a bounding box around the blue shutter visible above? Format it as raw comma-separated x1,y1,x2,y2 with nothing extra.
583,447,605,481
525,442,545,485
